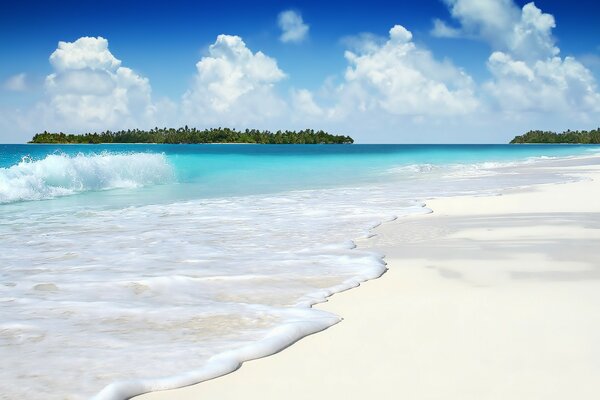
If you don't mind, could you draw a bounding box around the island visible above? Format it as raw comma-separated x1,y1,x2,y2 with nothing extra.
510,128,600,144
28,127,354,144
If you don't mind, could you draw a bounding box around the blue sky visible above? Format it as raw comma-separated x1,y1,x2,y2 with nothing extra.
1,0,600,143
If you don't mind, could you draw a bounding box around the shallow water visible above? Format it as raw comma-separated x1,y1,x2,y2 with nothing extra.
0,144,598,399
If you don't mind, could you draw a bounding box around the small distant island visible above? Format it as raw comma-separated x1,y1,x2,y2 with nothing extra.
29,127,354,144
510,128,600,144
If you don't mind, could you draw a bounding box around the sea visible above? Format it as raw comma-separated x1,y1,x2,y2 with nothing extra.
0,144,598,399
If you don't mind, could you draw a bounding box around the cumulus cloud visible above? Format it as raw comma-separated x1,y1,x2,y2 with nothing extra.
436,0,558,59
512,3,558,60
485,52,600,115
291,88,323,117
3,73,27,91
43,36,156,132
182,34,287,126
331,25,479,118
49,37,122,71
278,10,309,43
435,0,600,118
3,2,600,144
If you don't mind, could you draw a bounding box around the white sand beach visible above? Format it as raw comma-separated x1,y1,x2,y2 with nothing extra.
136,162,600,400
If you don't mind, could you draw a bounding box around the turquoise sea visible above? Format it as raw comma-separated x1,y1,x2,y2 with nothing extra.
0,144,598,399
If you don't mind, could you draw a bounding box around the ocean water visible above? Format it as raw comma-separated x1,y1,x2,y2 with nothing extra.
0,144,598,399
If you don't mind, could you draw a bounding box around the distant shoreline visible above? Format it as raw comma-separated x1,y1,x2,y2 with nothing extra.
26,142,263,145
25,142,348,145
28,127,354,145
510,128,600,144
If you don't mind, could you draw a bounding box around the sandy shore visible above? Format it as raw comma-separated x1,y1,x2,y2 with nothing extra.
136,162,600,400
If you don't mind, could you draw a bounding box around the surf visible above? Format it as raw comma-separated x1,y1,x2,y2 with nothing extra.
0,152,174,203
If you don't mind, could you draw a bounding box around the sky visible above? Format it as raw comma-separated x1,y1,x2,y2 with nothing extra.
1,0,600,143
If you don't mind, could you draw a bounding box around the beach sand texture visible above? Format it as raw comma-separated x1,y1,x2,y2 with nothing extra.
136,163,600,400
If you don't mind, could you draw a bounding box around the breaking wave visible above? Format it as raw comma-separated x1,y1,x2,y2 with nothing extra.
0,152,174,203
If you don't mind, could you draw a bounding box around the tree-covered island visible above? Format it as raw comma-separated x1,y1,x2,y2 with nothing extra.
510,128,600,144
29,127,354,144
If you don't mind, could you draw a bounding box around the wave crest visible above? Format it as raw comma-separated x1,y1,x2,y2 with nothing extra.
0,152,174,203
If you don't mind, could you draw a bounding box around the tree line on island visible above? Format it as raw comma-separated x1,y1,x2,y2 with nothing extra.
510,128,600,144
29,127,354,144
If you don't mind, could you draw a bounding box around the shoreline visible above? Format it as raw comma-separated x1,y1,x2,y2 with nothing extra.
135,160,600,400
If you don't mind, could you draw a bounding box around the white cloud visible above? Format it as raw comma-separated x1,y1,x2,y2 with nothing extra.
485,52,600,115
278,10,309,43
332,25,479,118
3,3,600,145
430,19,463,38
340,32,386,54
49,37,122,71
439,0,519,48
512,2,558,60
291,88,323,117
3,73,27,91
438,0,557,60
436,0,600,118
42,36,156,132
182,34,287,126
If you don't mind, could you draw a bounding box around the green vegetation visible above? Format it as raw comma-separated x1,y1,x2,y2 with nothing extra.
29,127,354,144
510,128,600,144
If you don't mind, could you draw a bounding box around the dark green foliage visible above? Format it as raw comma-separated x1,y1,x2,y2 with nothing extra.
29,127,354,144
510,128,600,144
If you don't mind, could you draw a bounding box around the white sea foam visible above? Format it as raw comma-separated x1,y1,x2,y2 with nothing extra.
0,152,173,203
0,179,427,399
386,157,558,180
387,161,501,179
0,152,590,399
